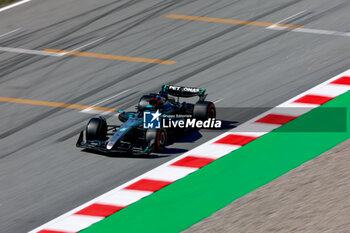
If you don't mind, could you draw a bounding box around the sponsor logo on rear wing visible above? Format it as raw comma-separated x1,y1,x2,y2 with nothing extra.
161,84,206,98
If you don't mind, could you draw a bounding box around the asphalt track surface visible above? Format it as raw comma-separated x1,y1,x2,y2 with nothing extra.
1,0,350,232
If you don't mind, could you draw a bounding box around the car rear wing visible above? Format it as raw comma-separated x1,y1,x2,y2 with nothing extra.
161,84,207,101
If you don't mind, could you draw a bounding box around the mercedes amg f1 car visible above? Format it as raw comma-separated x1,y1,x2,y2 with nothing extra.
76,85,216,155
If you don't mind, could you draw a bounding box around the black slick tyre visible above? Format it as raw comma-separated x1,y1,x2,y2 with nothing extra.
145,129,167,152
86,117,107,141
193,101,216,120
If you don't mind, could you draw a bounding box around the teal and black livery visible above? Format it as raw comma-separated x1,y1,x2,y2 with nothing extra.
76,84,215,156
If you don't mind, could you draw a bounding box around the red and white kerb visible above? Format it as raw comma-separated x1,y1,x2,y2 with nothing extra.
31,74,350,233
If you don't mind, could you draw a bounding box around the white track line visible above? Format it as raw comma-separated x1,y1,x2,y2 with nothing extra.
266,11,350,37
267,10,306,29
0,0,31,13
293,27,350,36
0,38,104,58
57,38,105,57
71,37,105,52
0,46,63,56
81,89,131,114
213,98,224,104
0,28,21,39
0,38,104,57
267,25,350,37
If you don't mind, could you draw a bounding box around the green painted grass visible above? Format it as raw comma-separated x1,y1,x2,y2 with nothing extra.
82,91,350,233
0,0,17,7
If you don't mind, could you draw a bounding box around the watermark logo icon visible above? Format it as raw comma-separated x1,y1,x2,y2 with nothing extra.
143,110,161,129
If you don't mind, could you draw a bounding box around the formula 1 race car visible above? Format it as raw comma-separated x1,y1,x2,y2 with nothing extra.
76,85,216,155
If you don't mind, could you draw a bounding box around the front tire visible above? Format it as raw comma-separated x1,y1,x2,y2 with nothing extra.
86,117,107,141
145,129,167,152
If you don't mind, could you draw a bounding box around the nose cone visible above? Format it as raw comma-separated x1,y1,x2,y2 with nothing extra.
106,141,114,150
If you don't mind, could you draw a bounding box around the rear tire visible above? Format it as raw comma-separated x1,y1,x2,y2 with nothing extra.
145,129,167,152
86,117,107,141
193,101,216,120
